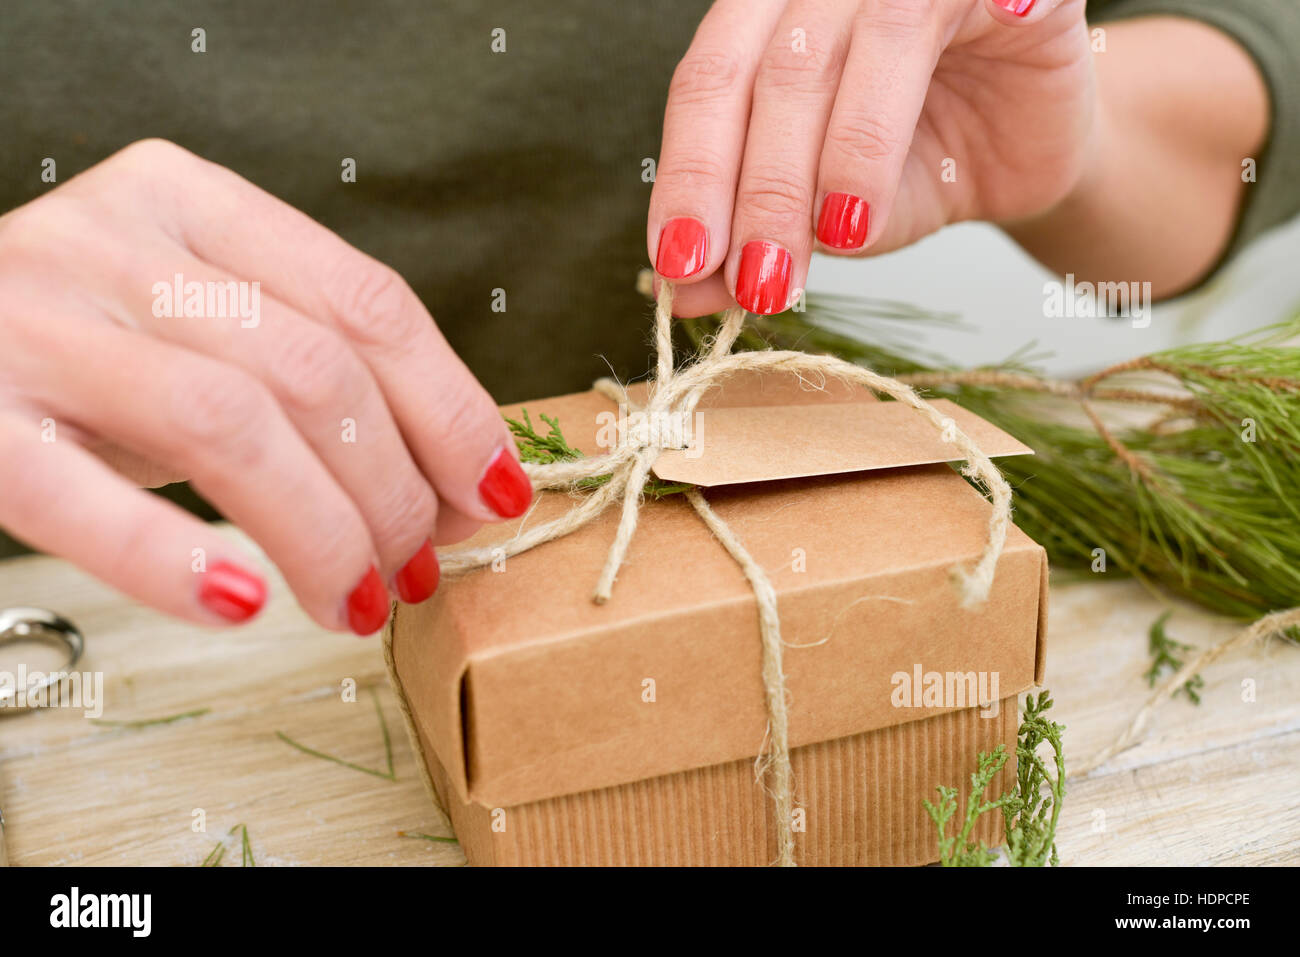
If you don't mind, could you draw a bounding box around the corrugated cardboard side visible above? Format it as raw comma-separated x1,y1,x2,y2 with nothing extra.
422,697,1017,866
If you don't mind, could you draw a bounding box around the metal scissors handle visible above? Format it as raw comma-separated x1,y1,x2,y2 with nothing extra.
0,607,84,710
0,607,86,866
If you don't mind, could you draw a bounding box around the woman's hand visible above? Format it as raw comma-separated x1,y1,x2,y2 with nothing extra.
649,0,1094,315
0,140,532,635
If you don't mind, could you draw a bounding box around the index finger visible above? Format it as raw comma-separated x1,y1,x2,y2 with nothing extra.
647,0,785,283
97,140,533,528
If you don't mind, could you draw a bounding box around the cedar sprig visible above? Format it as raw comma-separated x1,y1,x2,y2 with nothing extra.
924,691,1065,867
506,407,694,499
923,745,1016,867
1001,690,1066,867
506,409,586,466
1143,611,1204,704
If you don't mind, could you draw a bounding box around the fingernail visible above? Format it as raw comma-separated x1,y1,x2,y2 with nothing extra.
346,565,389,635
198,561,267,623
656,217,709,279
735,240,793,314
995,0,1035,15
817,192,870,250
394,540,440,604
479,446,532,518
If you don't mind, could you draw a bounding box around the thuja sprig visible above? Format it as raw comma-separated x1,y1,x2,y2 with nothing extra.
506,409,586,466
923,745,1016,867
925,691,1066,867
1144,612,1204,704
506,408,694,499
1002,691,1066,867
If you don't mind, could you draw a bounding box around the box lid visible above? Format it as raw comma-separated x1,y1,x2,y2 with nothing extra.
391,372,1048,808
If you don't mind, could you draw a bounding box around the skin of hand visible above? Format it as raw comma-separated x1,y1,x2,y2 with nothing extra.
0,140,533,635
648,0,1270,314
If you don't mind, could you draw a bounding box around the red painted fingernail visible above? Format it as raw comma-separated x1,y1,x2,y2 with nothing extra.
394,541,440,604
817,192,870,250
198,561,267,623
995,0,1035,16
479,446,532,518
656,217,709,279
735,241,793,315
346,565,389,635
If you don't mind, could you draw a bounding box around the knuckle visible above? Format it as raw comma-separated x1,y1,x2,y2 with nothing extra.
373,479,439,557
825,110,906,165
104,507,171,576
424,382,493,452
328,263,418,346
0,437,54,520
759,40,841,93
668,50,742,105
658,151,730,191
0,197,81,265
167,369,273,467
858,0,933,38
739,169,812,221
111,138,193,173
0,212,54,271
270,328,367,416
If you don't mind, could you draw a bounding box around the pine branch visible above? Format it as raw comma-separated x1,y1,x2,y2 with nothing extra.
686,296,1300,623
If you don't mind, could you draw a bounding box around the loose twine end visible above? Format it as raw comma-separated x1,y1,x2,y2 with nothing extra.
1074,605,1300,777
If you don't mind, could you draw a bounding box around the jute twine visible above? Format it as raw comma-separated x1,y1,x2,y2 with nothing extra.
384,281,1012,866
380,284,1300,859
1073,606,1300,777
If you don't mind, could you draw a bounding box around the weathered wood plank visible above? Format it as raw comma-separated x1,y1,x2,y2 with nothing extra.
2,536,1296,865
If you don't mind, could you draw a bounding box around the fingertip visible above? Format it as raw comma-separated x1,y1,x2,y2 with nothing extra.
345,564,391,636
987,0,1038,22
654,216,711,280
394,540,440,604
478,445,532,519
434,505,482,546
815,192,871,252
196,559,268,625
734,240,794,315
655,271,735,317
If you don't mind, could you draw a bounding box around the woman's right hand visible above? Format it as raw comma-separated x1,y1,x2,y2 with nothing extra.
0,139,531,635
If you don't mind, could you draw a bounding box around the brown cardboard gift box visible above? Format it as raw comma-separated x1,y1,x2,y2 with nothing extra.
387,373,1048,866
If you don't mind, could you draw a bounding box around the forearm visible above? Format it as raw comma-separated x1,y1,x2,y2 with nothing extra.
1002,17,1270,299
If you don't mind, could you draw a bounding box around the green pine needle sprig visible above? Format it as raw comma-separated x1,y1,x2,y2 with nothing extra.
684,295,1300,623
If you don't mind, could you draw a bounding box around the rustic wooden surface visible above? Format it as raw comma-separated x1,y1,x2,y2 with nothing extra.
1,529,1297,866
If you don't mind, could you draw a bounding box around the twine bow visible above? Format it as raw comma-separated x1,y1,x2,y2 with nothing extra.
434,281,1013,866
